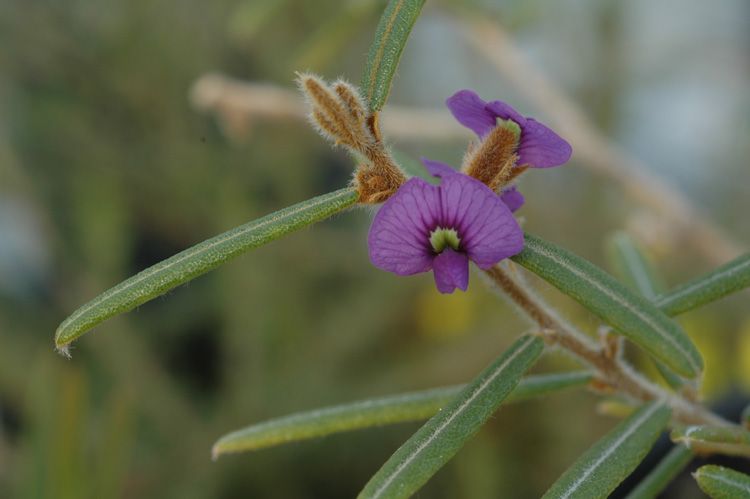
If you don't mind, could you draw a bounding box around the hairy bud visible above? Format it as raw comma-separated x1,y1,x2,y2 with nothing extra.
298,73,405,204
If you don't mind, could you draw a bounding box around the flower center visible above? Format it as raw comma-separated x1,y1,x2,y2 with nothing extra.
429,227,461,253
496,118,521,139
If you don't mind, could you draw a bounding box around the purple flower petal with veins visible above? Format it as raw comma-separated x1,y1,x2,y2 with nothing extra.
368,159,524,294
433,249,469,293
447,89,572,168
442,90,497,137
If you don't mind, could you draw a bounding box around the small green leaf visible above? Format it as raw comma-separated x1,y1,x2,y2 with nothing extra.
671,425,750,458
361,0,426,112
359,335,544,499
694,465,750,498
211,371,592,458
512,233,703,378
55,187,359,351
606,232,688,390
655,252,750,316
541,401,671,499
624,444,692,499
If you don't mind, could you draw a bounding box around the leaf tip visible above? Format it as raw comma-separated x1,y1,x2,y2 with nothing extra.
211,444,222,461
54,323,75,357
55,342,72,359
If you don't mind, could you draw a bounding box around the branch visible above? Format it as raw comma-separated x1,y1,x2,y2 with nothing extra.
484,263,727,428
190,73,469,142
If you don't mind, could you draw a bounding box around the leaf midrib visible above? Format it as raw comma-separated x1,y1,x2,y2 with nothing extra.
557,402,664,499
369,335,538,498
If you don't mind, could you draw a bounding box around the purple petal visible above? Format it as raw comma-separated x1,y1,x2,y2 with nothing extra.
421,158,459,179
368,178,441,276
500,186,525,213
517,118,572,168
432,164,525,269
445,90,496,138
432,249,469,293
485,100,526,127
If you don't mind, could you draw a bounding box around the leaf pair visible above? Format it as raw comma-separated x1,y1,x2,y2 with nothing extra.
359,334,544,498
512,233,704,378
212,371,592,458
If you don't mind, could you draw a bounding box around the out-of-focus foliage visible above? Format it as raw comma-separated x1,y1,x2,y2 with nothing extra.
1,0,748,497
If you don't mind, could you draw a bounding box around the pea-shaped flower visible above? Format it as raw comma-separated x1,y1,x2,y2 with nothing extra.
447,89,572,169
368,159,524,293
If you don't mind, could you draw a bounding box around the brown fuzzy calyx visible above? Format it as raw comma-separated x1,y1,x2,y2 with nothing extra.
503,164,529,184
355,161,406,204
462,125,521,192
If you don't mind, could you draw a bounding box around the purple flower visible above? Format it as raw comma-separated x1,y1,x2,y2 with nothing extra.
446,89,572,168
368,159,524,294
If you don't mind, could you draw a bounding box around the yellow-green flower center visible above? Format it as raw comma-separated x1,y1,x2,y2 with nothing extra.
496,118,521,139
430,227,461,253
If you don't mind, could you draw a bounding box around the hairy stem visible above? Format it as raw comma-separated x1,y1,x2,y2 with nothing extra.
484,264,727,427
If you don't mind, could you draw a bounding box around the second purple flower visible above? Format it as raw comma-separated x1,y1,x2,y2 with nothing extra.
447,89,572,169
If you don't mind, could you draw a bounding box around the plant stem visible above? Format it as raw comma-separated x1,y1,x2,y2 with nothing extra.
484,264,727,427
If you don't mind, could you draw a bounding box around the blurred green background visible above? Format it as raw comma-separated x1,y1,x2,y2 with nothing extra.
1,1,749,497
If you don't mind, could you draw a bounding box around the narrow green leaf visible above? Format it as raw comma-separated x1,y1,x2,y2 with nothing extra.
55,188,359,351
508,371,592,403
671,425,750,458
608,235,750,318
361,0,426,112
359,335,544,499
694,465,750,498
214,385,457,460
212,371,592,458
655,252,750,316
742,404,750,430
512,233,703,378
624,444,692,499
606,232,687,390
542,401,671,499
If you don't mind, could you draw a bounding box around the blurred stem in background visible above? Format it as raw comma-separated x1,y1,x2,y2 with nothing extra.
191,15,744,267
